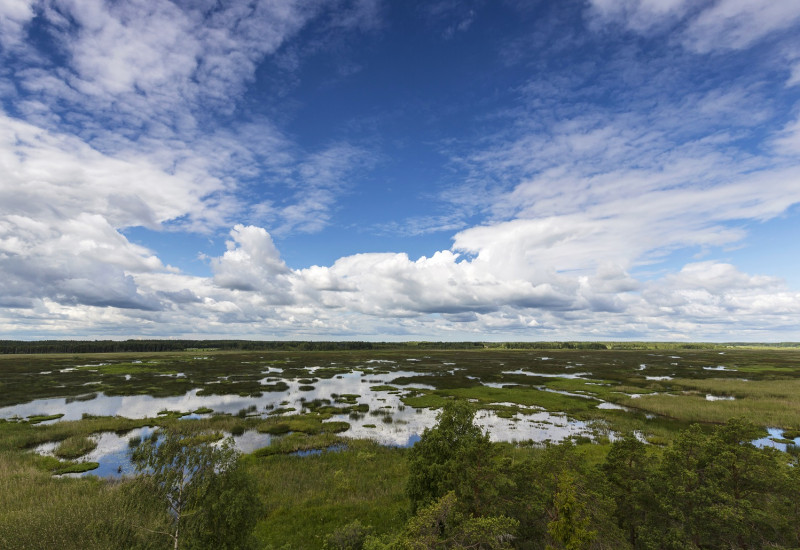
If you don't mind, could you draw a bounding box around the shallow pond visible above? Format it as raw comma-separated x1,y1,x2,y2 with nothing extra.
753,428,800,452
9,362,603,476
36,427,275,478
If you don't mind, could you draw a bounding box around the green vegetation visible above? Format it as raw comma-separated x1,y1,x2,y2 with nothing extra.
253,432,344,457
130,429,261,549
406,401,499,514
1,345,799,548
54,435,97,459
27,413,64,424
77,362,178,375
250,439,408,548
370,385,398,391
257,415,351,437
54,460,100,475
0,451,162,549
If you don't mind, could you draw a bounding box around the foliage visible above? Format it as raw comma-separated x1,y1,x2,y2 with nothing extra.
546,470,597,550
602,433,652,547
130,429,261,549
324,519,374,550
367,492,518,550
406,400,505,515
639,418,787,549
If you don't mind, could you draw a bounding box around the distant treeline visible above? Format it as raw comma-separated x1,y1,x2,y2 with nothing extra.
1,339,797,354
0,340,623,354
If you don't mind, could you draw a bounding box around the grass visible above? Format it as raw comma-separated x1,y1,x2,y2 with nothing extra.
620,393,800,428
370,385,398,391
615,378,800,428
253,432,345,457
402,385,597,414
257,414,351,436
0,450,168,549
247,439,409,548
1,347,798,470
55,461,100,475
27,413,65,424
54,435,97,459
77,362,178,376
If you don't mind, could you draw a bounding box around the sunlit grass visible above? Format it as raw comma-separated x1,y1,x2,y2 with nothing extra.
618,378,800,428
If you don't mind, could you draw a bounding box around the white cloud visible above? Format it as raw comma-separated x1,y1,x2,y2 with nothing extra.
587,0,691,33
683,0,800,53
773,115,800,155
641,262,800,325
0,212,162,310
0,113,226,229
0,0,379,323
273,142,374,234
587,0,800,53
29,0,318,121
2,233,799,340
211,225,293,304
0,0,36,50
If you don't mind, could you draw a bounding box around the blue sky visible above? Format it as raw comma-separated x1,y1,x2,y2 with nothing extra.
1,0,799,341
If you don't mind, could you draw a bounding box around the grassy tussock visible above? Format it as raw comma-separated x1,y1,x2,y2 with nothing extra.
0,416,153,452
54,435,97,459
253,432,344,456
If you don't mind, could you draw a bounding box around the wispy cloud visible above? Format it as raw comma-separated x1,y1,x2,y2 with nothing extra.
587,0,800,53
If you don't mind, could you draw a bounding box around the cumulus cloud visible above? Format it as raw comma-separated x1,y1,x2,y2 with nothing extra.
0,212,162,310
640,262,800,329
211,225,293,303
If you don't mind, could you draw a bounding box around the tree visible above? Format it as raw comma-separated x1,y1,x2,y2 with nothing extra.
537,444,628,550
546,470,596,550
642,419,784,549
602,433,653,547
406,400,504,515
365,492,518,550
130,430,260,550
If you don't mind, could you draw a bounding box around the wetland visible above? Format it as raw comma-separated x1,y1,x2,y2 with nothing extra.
1,343,799,548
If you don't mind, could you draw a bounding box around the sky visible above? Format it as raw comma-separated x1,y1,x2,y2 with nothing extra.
1,0,799,342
